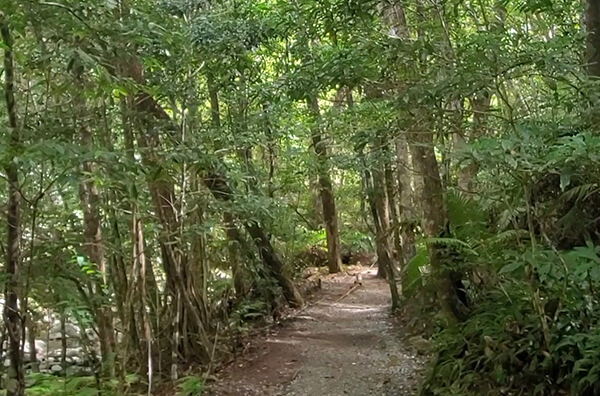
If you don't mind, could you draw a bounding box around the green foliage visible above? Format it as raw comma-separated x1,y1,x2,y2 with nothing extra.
424,246,600,396
230,299,270,327
21,372,138,396
404,245,429,295
340,229,373,253
177,375,206,396
2,0,600,394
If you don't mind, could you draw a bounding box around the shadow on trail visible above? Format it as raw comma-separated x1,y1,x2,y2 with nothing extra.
210,267,426,396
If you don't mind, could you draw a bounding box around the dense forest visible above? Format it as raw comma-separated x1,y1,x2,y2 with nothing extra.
2,0,600,395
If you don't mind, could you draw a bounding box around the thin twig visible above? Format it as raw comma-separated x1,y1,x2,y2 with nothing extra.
335,283,362,303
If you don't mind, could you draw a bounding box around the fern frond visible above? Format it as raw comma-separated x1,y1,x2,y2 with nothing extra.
485,229,529,247
423,237,478,256
447,189,487,239
559,183,598,204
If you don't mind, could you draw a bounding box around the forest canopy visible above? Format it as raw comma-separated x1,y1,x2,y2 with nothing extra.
2,0,600,395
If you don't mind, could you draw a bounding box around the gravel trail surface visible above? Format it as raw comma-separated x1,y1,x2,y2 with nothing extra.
210,267,426,396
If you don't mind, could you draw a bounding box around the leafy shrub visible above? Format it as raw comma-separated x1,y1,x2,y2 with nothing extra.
422,246,600,396
177,375,205,396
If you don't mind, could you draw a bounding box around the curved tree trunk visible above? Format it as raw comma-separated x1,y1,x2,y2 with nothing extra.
385,162,404,276
204,173,304,308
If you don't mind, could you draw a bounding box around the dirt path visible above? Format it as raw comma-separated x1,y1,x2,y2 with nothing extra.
209,267,427,396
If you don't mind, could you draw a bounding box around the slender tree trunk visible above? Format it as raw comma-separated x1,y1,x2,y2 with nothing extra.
1,15,25,396
60,313,67,372
587,0,600,77
307,96,342,274
385,163,404,274
367,171,386,278
367,165,400,310
75,75,117,377
109,214,138,364
133,210,153,395
457,93,491,193
396,138,417,264
207,78,250,297
27,317,38,372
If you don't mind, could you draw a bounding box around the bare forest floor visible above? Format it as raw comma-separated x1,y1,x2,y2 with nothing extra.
208,266,427,396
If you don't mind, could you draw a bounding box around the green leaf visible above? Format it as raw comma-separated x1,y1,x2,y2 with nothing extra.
560,168,573,190
498,261,523,274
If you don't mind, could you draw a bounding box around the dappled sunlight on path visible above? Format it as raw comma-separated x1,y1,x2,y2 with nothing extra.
210,267,426,396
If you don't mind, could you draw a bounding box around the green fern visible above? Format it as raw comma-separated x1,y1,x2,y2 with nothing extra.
422,237,478,256
484,229,529,247
178,375,206,396
404,247,428,294
559,183,598,204
447,190,488,241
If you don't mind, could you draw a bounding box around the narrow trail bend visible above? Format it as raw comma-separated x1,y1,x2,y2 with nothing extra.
210,267,427,396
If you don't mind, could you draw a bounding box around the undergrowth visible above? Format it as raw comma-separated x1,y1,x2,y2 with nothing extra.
1,372,140,396
423,248,600,396
411,183,600,395
418,211,600,395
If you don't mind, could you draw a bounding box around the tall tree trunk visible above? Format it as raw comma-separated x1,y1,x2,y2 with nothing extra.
134,114,211,366
120,95,160,328
378,0,421,257
409,126,466,322
380,0,466,322
385,162,404,274
366,166,400,310
118,57,214,378
207,78,250,297
132,207,153,394
1,15,25,396
457,92,491,193
75,72,117,377
587,0,600,77
60,313,67,373
307,96,342,274
26,317,38,372
109,211,140,375
395,137,417,264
